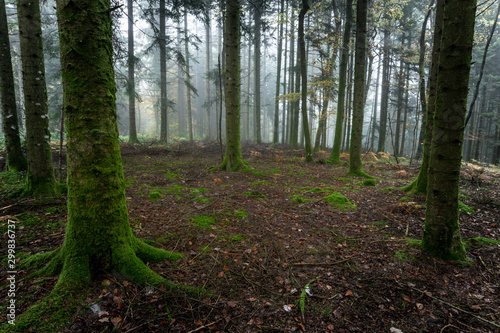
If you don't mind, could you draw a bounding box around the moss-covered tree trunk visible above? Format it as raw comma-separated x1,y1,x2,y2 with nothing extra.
127,0,139,144
220,0,243,171
37,0,181,291
17,0,58,196
348,0,369,177
402,0,442,195
421,0,477,261
298,0,312,162
329,0,352,163
0,0,27,172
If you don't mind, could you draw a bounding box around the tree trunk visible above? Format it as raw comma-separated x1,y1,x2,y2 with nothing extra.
253,0,262,143
370,57,381,150
298,0,312,161
127,0,138,143
184,10,193,142
422,0,477,261
348,0,368,177
0,0,27,172
402,0,442,195
17,0,57,195
286,8,295,144
377,14,390,153
205,15,212,140
281,1,288,143
159,0,168,143
273,0,284,143
329,0,352,162
220,0,243,171
35,0,182,291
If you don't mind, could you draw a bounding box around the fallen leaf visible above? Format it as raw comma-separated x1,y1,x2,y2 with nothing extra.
403,295,411,302
227,300,237,307
345,290,354,297
218,271,225,277
327,324,335,331
111,317,122,327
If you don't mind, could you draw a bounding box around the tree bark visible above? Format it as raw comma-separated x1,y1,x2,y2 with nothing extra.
184,10,193,142
298,0,312,161
422,0,477,261
329,0,352,162
348,0,369,177
273,0,284,144
159,0,168,143
127,0,138,143
220,0,243,171
253,0,262,143
377,11,390,153
0,0,27,172
17,0,58,195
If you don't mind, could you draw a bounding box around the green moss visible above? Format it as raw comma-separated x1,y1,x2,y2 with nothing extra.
323,192,356,211
291,194,310,204
372,221,388,228
304,187,324,193
193,196,212,203
3,291,85,332
360,179,376,186
230,234,249,242
458,201,475,214
243,190,266,199
405,237,421,248
394,249,416,262
191,215,216,229
165,185,187,195
466,237,500,248
149,188,164,200
190,187,208,194
234,210,247,218
250,180,270,186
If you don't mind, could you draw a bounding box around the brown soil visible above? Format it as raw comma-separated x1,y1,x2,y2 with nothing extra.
1,142,499,333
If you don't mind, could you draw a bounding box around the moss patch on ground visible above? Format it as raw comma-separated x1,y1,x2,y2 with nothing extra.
323,192,356,211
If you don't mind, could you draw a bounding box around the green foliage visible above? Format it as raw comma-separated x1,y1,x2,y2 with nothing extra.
323,193,356,211
373,221,388,228
191,215,216,229
149,188,164,201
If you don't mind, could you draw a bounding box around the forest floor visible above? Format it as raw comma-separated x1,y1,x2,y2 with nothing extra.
1,141,499,333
